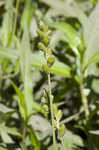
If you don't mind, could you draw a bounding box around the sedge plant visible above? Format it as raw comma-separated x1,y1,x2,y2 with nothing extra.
38,21,66,150
38,21,57,150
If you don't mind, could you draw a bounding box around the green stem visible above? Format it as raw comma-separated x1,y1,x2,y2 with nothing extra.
80,82,89,119
13,0,20,36
80,53,89,119
61,138,65,150
60,107,84,125
21,121,27,150
48,72,56,150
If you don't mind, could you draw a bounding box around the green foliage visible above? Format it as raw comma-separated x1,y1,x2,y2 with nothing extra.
29,125,40,150
0,0,99,150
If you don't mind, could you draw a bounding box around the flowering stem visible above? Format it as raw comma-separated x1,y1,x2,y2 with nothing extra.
48,72,56,150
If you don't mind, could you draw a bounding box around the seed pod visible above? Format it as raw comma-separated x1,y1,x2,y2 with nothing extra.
59,124,66,137
43,26,49,32
41,96,46,104
42,64,49,73
39,21,44,28
39,21,48,32
43,36,50,46
56,110,62,121
53,104,58,116
46,48,52,56
37,30,45,38
47,55,55,67
38,42,46,52
54,119,57,128
46,30,52,36
43,104,49,112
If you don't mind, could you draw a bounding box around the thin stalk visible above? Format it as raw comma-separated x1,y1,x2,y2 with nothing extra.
48,72,56,150
13,0,20,36
80,82,89,119
60,108,84,125
61,138,65,150
21,121,27,150
80,52,89,119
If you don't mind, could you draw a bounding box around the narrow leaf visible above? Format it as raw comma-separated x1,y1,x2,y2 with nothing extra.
50,22,80,58
19,29,34,117
0,125,22,137
40,0,87,26
89,130,99,135
0,47,18,60
29,125,40,150
21,0,33,30
85,52,99,69
1,131,13,144
11,81,27,120
84,2,99,65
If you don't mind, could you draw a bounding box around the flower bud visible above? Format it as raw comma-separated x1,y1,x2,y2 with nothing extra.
56,110,62,121
37,30,45,38
46,48,52,56
39,21,48,32
38,42,46,52
53,104,58,115
43,104,49,112
59,124,66,137
47,55,55,67
42,64,49,73
46,30,52,36
43,37,50,46
41,96,46,104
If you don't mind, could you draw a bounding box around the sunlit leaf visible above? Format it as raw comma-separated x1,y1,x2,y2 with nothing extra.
40,0,87,26
50,22,80,58
84,2,99,66
21,0,33,30
19,29,34,117
29,115,51,140
63,130,84,149
86,52,99,67
1,131,14,144
92,79,99,94
1,0,14,47
31,51,71,78
0,125,22,137
0,47,18,60
0,146,7,150
89,130,99,135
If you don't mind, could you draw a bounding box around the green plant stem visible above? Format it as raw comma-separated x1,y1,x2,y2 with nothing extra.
48,72,56,150
80,82,89,119
80,54,89,119
13,0,20,36
22,122,27,150
61,138,65,150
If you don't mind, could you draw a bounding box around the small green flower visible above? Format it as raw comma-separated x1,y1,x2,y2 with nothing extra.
43,36,50,46
38,42,46,52
42,64,49,73
59,124,66,137
47,55,55,67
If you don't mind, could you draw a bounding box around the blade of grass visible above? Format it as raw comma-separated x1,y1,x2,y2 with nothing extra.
0,47,18,60
20,29,34,117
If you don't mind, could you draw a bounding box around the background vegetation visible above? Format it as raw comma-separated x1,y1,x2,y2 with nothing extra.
0,0,99,149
